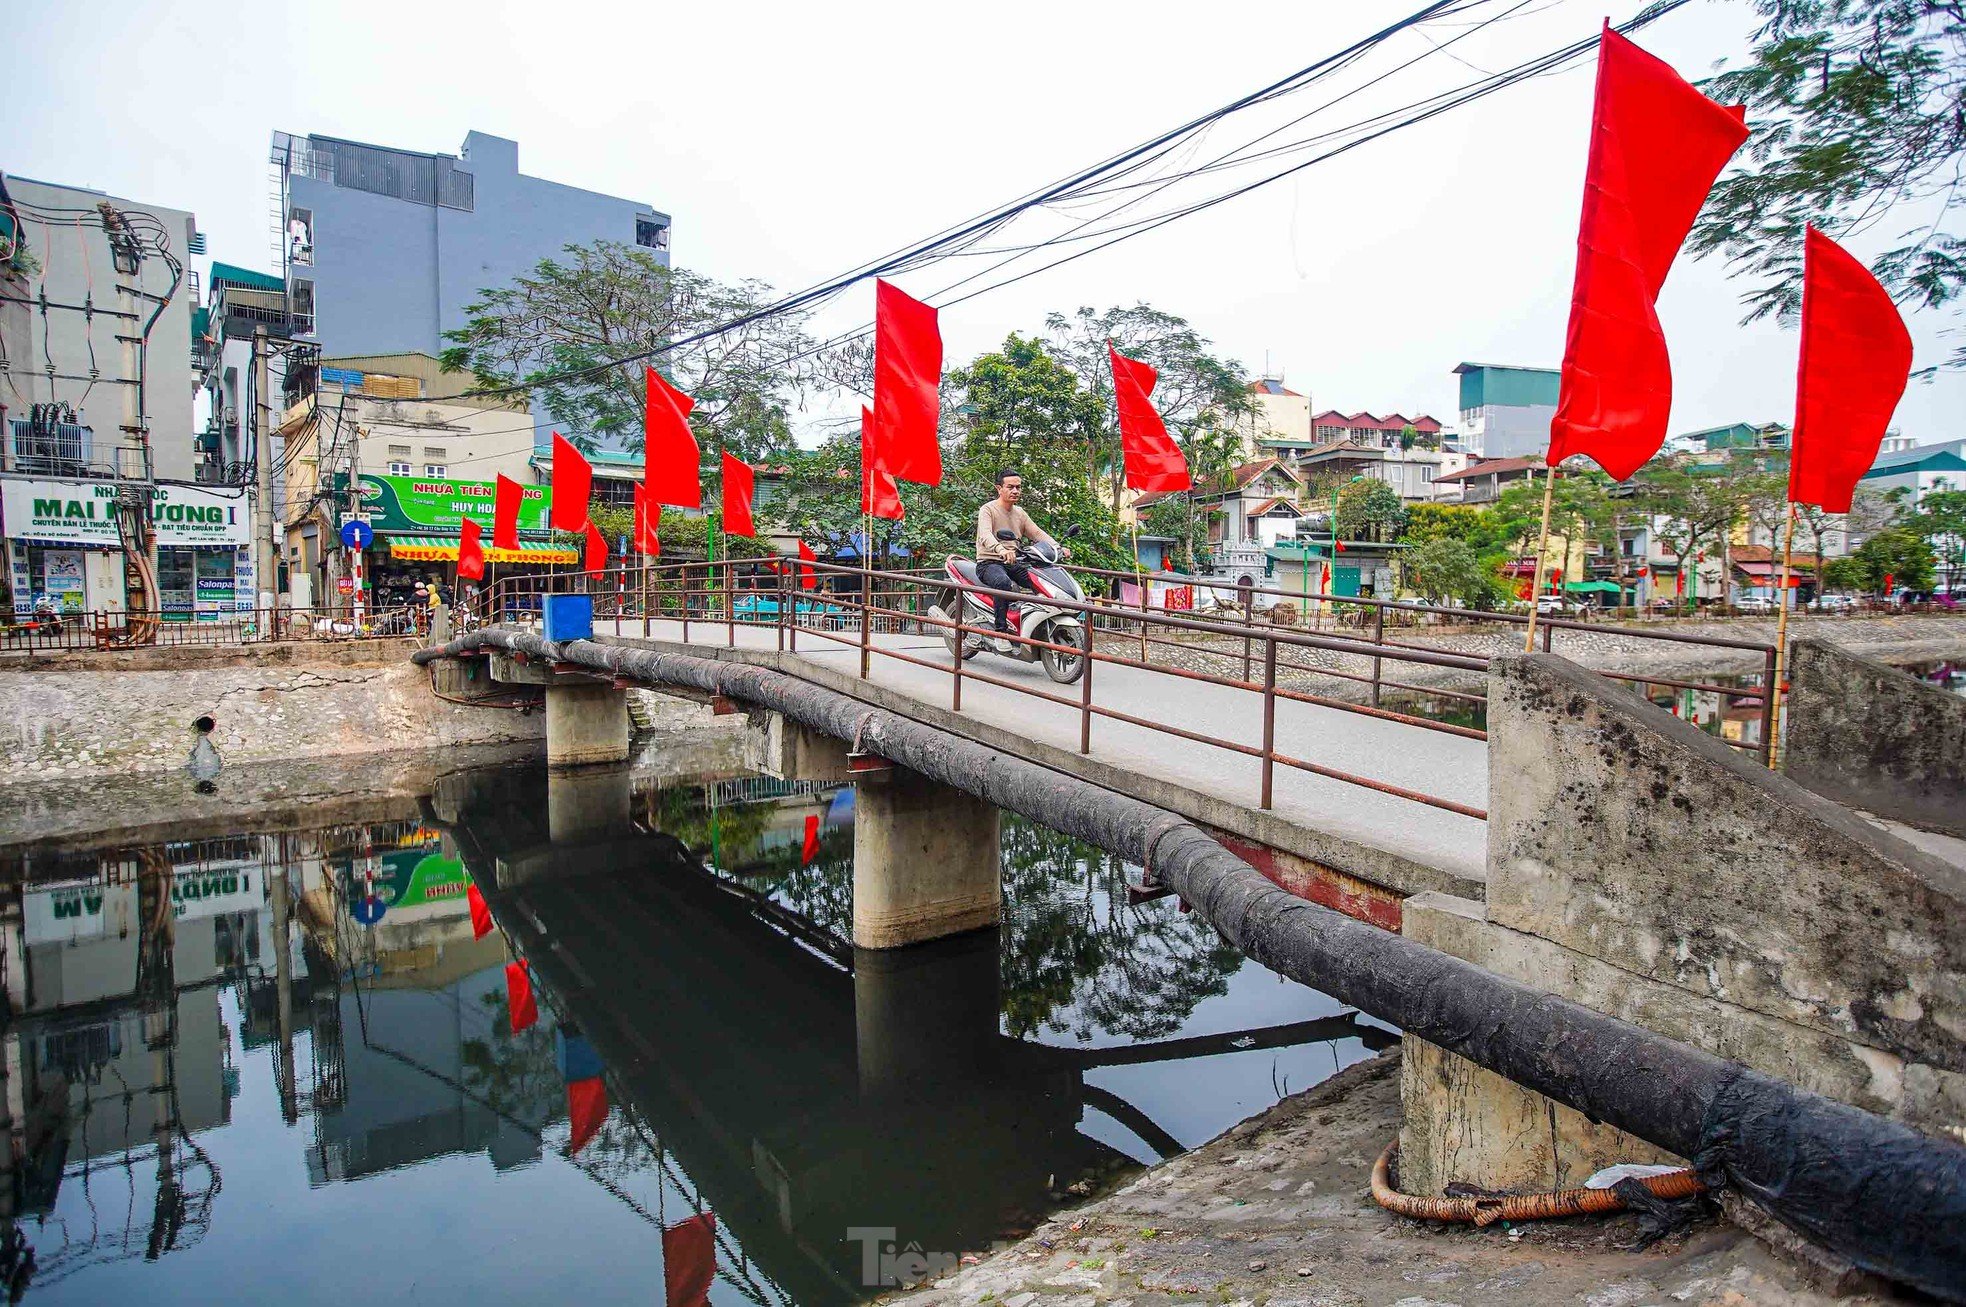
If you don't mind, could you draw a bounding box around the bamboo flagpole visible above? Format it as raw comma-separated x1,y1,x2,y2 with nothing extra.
1523,465,1559,653
1131,516,1149,661
1764,502,1799,769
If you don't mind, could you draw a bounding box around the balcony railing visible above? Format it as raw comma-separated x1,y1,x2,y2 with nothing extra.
4,421,150,480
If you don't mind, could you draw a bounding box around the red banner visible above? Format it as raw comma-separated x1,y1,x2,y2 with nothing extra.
493,475,523,551
1789,226,1913,512
567,1077,607,1155
645,366,702,509
505,960,537,1033
802,813,820,866
872,279,942,485
861,406,904,521
550,432,592,532
584,521,608,574
467,883,493,939
1545,27,1748,481
721,452,756,538
457,517,485,581
1110,344,1191,493
662,1213,718,1307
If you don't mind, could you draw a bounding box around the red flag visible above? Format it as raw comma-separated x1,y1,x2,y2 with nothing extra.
861,406,904,521
467,883,493,940
505,960,537,1033
632,485,663,557
801,813,820,866
1546,27,1749,481
584,521,609,574
567,1077,607,1155
796,540,818,591
551,432,593,531
1883,572,1895,596
873,279,942,485
1789,226,1913,512
645,366,702,509
457,517,486,581
721,452,756,538
662,1213,718,1307
1109,344,1191,493
1334,540,1347,554
493,475,523,551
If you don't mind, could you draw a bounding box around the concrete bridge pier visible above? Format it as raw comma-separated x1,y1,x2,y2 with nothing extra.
854,926,1002,1102
547,764,633,845
852,764,1002,950
487,651,629,768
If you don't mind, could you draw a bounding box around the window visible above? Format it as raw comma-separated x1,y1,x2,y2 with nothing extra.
387,461,412,476
386,444,412,476
423,446,448,461
424,464,447,478
291,277,315,328
636,218,670,250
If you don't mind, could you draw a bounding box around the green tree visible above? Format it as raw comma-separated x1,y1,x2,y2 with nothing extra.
1041,304,1252,509
1906,488,1966,589
1335,479,1405,542
440,241,812,459
1400,502,1499,547
1634,461,1753,609
1403,537,1496,608
1847,526,1937,591
1692,2,1966,361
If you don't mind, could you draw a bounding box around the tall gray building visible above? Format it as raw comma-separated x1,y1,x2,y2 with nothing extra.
270,130,669,444
1451,362,1558,460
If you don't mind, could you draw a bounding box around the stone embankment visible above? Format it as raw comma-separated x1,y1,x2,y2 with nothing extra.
1111,612,1966,702
0,640,544,783
884,1051,1901,1307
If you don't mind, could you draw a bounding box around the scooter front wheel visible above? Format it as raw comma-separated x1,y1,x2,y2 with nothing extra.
1039,622,1087,684
930,604,975,661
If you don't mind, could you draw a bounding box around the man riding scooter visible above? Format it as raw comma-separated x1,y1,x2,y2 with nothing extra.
971,469,1069,653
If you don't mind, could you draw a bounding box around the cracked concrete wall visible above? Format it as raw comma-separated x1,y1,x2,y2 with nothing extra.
1401,652,1966,1196
0,656,542,785
1785,638,1966,838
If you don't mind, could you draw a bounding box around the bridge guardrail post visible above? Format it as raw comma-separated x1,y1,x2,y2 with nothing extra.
727,558,736,648
1371,605,1385,708
1261,635,1277,810
1242,600,1254,682
1080,633,1094,754
860,562,872,679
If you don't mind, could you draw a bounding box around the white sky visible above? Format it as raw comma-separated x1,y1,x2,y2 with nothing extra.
7,0,1959,444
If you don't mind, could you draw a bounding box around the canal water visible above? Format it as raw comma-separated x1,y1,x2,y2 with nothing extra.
0,746,1393,1305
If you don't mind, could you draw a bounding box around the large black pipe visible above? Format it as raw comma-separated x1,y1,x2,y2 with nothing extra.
416,629,1966,1300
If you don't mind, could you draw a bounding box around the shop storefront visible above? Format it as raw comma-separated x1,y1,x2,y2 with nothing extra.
0,478,255,618
344,472,577,609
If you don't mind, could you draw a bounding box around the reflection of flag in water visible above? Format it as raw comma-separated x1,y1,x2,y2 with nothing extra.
505,960,537,1032
662,1212,718,1307
468,884,493,939
801,813,820,866
566,1078,607,1155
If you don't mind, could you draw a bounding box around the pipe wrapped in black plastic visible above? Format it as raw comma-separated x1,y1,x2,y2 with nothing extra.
414,629,1966,1300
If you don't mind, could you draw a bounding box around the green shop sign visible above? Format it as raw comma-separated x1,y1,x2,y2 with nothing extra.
351,473,552,534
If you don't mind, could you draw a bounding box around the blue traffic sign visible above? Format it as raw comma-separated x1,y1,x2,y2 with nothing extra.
351,894,387,925
340,518,375,550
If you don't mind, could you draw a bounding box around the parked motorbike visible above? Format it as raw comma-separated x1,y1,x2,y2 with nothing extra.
931,528,1088,684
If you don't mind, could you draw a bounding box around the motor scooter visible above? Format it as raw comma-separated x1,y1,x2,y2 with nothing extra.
931,528,1087,684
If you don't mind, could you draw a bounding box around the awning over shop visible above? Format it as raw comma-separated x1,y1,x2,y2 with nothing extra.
1563,580,1625,594
382,535,579,564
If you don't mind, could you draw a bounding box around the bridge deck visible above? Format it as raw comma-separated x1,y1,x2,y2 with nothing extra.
593,617,1489,897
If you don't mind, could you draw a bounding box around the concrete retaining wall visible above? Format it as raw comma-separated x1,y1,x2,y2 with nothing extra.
0,654,544,783
1785,637,1966,838
1401,652,1966,1196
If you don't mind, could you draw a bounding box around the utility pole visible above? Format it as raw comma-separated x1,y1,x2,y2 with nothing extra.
251,326,276,614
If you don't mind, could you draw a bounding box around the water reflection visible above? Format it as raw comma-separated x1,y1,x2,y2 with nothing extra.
0,751,1392,1305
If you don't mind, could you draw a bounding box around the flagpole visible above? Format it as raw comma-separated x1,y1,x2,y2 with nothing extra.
1523,464,1559,653
1765,502,1798,770
1130,515,1148,662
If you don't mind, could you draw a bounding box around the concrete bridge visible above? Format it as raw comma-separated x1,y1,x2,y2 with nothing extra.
415,615,1966,1300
